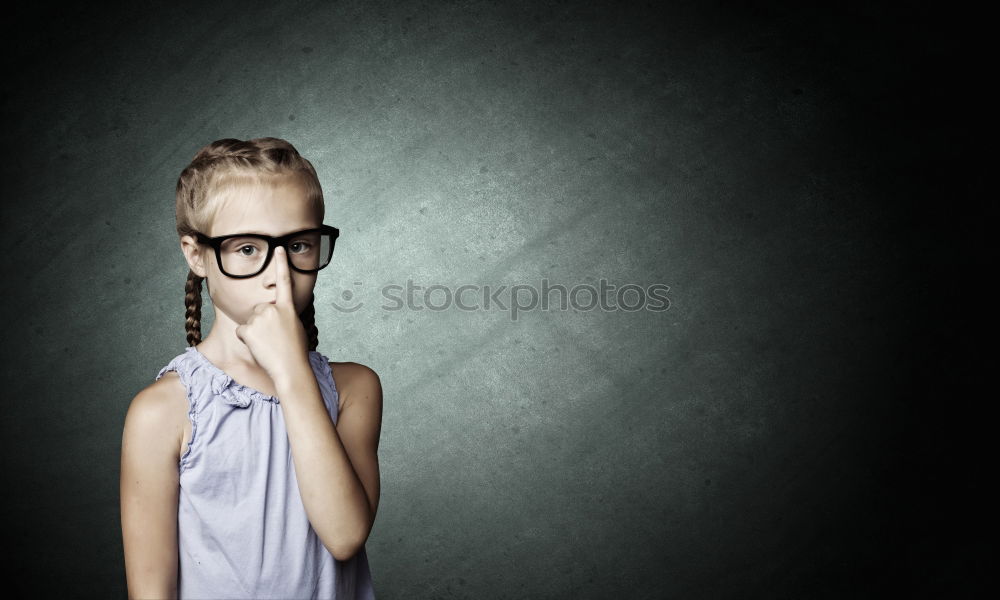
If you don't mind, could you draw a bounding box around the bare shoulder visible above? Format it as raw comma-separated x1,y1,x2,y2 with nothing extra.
123,373,189,458
329,362,382,412
128,373,187,419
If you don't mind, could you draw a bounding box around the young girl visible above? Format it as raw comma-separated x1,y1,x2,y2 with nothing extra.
120,137,380,599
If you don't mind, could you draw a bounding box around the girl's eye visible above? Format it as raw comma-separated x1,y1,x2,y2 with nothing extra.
237,245,258,256
289,241,313,254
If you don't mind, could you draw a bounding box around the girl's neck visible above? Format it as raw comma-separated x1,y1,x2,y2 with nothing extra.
196,335,259,371
193,332,283,399
196,312,262,371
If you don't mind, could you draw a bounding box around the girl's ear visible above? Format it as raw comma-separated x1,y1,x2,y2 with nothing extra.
180,235,209,278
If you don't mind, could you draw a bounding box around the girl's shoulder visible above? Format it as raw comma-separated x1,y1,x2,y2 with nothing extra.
328,361,381,412
132,371,188,413
123,373,189,459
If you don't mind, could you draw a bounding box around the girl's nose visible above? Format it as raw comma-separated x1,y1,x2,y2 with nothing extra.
263,246,290,281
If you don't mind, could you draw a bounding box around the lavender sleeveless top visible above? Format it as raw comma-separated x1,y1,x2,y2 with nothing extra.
155,345,376,600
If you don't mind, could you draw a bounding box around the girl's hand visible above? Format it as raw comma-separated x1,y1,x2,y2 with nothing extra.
234,246,309,386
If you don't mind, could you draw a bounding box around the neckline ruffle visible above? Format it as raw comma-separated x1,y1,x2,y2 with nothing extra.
186,345,281,407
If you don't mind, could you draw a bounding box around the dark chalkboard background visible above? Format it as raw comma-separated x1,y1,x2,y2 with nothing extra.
0,1,987,597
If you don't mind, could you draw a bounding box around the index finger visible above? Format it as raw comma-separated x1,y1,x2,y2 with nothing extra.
274,245,293,307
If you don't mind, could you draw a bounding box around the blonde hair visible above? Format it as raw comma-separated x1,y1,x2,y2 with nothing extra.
175,137,324,350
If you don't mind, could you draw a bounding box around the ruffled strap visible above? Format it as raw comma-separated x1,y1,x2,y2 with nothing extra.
307,350,333,383
208,368,280,407
307,350,340,422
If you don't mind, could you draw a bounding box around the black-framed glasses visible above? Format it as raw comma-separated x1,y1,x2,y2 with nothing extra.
193,225,339,278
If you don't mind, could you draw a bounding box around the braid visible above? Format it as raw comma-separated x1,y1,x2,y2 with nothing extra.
185,270,204,347
300,292,319,352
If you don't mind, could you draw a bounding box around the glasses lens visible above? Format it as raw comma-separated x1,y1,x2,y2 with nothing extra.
288,232,333,272
219,236,269,276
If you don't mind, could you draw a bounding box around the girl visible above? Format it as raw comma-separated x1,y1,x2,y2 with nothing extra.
120,137,381,599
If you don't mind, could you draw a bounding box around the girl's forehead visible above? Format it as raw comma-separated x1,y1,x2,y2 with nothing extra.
209,179,320,236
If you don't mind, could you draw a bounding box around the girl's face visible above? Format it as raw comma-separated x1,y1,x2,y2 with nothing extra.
181,176,321,328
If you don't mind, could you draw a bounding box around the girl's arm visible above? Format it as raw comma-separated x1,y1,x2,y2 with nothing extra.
274,362,383,561
330,362,382,522
120,376,186,599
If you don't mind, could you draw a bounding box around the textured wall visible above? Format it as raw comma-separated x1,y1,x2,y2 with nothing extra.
0,1,987,597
